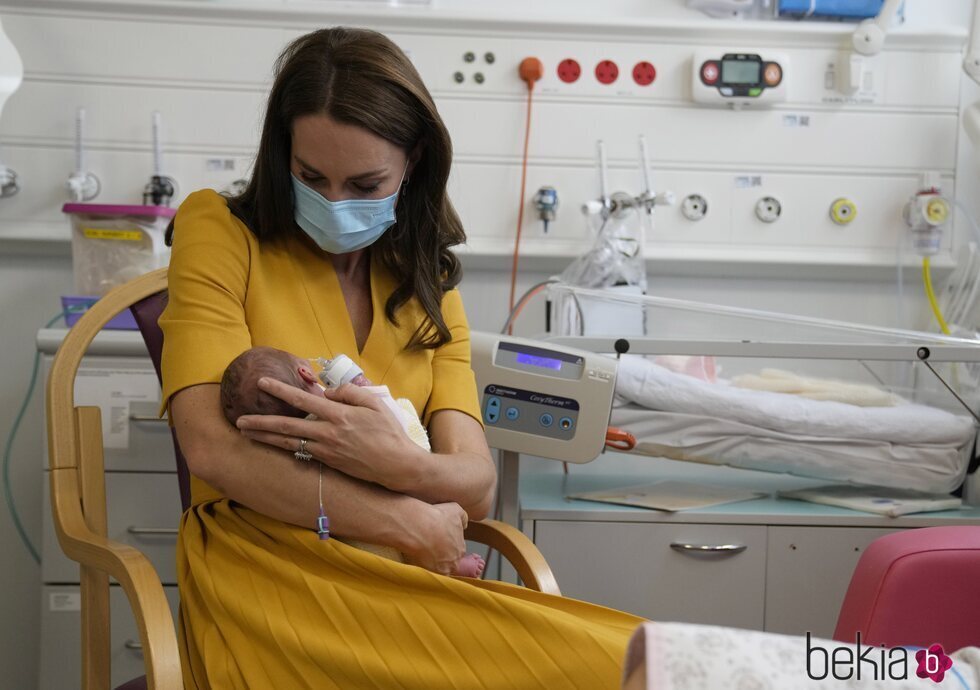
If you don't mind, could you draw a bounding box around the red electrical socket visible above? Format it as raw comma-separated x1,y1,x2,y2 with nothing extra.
632,61,656,86
557,58,581,84
595,60,619,85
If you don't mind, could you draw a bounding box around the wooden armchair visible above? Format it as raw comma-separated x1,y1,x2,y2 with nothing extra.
46,267,559,690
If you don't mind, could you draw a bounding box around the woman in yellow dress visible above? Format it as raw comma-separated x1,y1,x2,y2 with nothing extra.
161,26,644,689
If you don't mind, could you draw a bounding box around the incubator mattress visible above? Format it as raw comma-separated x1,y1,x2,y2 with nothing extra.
612,356,977,493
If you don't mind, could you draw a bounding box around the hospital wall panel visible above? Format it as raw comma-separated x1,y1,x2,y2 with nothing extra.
3,80,265,152
439,100,959,172
4,13,284,87
0,3,967,274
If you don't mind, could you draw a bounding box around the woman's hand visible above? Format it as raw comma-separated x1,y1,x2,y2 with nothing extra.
401,501,468,576
235,378,424,492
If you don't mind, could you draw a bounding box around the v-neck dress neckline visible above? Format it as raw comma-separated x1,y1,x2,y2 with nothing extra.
288,240,396,385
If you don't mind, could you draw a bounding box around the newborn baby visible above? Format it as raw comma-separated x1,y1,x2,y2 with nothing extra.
220,346,485,578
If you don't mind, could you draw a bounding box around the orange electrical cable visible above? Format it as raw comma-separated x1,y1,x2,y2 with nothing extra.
508,87,534,334
505,282,549,332
508,58,542,335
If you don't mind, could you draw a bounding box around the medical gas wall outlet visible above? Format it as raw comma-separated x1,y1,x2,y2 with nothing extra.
0,164,18,198
755,196,782,223
67,109,99,202
533,186,559,233
829,198,857,225
681,194,708,221
904,193,949,257
692,50,787,107
143,111,177,206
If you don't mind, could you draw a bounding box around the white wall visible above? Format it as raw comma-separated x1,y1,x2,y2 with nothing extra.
0,0,974,687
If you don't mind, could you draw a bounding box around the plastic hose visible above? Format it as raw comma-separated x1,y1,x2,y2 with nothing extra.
2,311,75,564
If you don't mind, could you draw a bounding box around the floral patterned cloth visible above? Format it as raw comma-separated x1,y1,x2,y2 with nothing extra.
623,622,980,689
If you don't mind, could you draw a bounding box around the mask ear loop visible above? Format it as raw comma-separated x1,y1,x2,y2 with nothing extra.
389,160,412,240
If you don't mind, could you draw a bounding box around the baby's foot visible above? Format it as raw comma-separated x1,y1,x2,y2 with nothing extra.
454,552,486,578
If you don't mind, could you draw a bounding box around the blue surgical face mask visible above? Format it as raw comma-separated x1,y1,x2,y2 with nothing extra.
291,164,407,254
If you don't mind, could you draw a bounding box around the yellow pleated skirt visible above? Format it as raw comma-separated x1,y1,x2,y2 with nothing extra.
177,500,644,689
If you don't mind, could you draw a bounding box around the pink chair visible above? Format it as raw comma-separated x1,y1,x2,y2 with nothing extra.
834,526,980,652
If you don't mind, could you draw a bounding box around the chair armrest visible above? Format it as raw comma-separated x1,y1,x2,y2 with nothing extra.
464,519,561,596
51,469,182,690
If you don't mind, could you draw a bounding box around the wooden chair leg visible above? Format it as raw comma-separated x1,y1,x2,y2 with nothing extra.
78,407,110,690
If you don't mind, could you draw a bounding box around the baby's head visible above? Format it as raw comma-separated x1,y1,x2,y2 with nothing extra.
220,346,322,425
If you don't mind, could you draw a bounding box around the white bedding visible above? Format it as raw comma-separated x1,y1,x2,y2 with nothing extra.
616,356,975,445
611,405,973,493
613,356,977,492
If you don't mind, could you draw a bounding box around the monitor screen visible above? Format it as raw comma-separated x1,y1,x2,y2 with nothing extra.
515,352,563,371
721,60,760,84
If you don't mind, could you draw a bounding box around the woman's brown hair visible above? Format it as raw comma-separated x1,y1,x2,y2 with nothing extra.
208,27,465,349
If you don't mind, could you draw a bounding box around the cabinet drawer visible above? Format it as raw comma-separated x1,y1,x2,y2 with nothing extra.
39,584,180,690
534,521,767,630
765,526,903,638
43,355,175,473
42,471,182,585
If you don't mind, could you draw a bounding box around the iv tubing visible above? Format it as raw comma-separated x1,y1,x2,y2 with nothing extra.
923,256,951,335
3,311,71,564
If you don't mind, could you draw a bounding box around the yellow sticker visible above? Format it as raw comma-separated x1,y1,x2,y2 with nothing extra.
82,227,144,241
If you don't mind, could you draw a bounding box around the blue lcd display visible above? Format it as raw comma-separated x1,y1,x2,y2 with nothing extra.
516,352,563,370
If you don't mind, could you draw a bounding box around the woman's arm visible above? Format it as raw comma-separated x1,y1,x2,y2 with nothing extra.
171,383,469,572
235,379,497,519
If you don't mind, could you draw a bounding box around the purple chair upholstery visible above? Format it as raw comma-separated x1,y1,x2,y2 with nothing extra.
121,290,182,690
114,676,148,690
130,290,191,512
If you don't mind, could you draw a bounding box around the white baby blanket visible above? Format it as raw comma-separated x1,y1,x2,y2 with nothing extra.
615,356,975,446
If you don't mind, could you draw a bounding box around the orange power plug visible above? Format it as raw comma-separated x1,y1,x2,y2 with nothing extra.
519,57,544,89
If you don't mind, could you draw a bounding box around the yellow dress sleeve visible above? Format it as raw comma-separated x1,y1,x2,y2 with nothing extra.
422,288,483,427
159,189,253,412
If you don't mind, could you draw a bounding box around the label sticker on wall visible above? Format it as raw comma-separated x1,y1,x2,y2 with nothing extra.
781,114,811,128
49,592,81,612
734,175,764,189
206,158,235,171
73,368,161,450
82,228,143,241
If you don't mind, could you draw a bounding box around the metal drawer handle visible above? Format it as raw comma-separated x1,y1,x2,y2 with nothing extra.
124,639,143,652
127,526,179,536
129,414,168,423
670,542,747,554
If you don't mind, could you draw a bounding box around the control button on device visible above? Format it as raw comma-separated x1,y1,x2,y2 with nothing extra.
763,62,782,87
719,86,734,96
539,413,554,427
559,417,574,430
485,396,501,424
748,87,762,97
701,61,719,85
505,407,520,421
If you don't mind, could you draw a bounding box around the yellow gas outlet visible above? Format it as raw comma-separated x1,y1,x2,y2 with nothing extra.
925,197,949,225
829,198,857,225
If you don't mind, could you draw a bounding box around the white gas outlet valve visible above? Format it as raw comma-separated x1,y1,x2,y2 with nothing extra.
681,194,708,221
755,196,782,223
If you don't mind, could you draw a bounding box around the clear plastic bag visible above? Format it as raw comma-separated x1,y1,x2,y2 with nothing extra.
64,204,174,296
558,211,648,291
